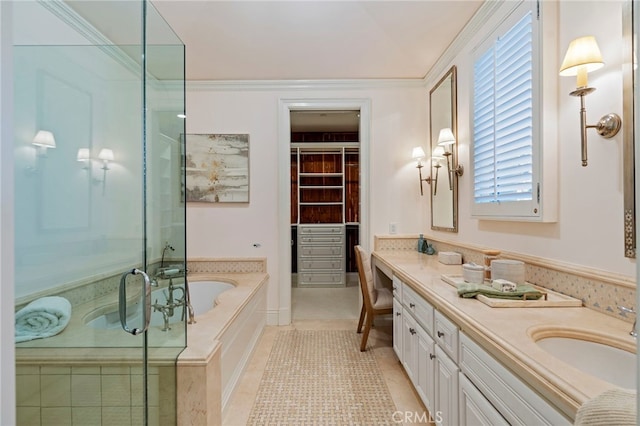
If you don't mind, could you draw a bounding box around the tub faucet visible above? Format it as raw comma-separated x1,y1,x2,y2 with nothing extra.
618,306,637,337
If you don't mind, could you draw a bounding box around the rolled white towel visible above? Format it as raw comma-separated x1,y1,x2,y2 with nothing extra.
15,296,72,343
491,279,517,292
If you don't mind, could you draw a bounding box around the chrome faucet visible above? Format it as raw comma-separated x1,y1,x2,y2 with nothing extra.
618,306,637,337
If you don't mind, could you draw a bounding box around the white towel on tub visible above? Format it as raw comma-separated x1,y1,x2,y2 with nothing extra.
15,296,72,343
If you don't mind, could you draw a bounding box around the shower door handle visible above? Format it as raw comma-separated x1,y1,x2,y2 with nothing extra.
119,268,152,335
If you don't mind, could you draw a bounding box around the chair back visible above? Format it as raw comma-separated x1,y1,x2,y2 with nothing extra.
354,245,377,311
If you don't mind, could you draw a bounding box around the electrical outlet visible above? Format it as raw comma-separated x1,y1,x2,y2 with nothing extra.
389,222,398,234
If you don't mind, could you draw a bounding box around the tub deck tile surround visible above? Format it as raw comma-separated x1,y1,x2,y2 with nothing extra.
15,258,269,426
372,246,636,421
375,235,636,322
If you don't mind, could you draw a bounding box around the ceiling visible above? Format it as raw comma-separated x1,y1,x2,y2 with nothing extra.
149,1,484,81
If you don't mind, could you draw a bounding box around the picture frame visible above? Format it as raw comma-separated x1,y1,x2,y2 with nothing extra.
184,133,249,203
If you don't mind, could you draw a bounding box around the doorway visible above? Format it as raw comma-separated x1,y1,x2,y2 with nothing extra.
277,99,371,325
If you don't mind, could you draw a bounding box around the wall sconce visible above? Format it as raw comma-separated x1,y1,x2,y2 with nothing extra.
437,128,463,190
32,130,56,157
412,146,441,196
98,148,114,170
77,148,90,170
559,36,621,167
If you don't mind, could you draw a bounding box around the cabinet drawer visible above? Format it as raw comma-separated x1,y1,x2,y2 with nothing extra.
434,310,459,362
392,275,403,301
298,272,345,286
299,258,343,270
299,225,344,234
403,284,434,335
459,333,570,426
299,245,344,257
299,235,344,244
459,372,509,426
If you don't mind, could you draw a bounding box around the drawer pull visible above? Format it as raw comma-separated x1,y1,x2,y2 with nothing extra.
430,353,436,360
393,286,397,291
409,303,415,308
396,312,401,317
437,331,445,338
409,328,416,335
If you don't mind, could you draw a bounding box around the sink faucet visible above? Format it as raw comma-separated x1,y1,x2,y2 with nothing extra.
618,306,637,337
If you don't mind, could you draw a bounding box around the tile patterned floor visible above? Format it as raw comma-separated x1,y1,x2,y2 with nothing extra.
246,329,397,425
223,287,430,426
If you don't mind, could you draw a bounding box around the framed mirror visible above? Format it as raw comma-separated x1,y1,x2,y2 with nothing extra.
429,65,459,232
623,1,635,258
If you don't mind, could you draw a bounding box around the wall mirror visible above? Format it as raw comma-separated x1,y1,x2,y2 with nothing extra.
623,1,636,258
429,65,459,232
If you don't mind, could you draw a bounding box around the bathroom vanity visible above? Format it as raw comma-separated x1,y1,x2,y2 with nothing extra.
374,248,635,425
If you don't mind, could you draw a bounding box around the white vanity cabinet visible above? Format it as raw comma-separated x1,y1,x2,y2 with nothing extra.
459,373,509,426
459,333,571,426
393,296,403,360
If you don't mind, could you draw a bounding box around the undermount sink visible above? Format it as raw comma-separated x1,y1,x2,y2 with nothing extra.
535,335,636,389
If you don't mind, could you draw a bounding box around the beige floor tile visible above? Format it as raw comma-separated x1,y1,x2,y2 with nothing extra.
223,286,428,425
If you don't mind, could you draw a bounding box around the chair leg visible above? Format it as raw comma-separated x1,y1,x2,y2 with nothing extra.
360,313,374,352
357,305,366,333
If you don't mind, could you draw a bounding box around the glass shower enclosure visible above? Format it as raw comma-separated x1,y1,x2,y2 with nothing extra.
13,1,186,425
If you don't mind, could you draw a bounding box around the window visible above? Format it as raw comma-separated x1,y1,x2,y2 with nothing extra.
471,1,543,220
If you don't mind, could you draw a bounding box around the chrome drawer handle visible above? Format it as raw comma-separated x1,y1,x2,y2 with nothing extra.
396,312,401,317
409,303,415,308
409,328,416,335
430,353,436,360
437,331,445,338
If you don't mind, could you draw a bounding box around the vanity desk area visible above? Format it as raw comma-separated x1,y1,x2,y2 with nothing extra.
372,245,636,425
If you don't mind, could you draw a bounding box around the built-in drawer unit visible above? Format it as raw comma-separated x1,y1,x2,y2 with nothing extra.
459,333,571,426
434,310,459,363
297,224,345,287
402,283,434,335
392,274,403,301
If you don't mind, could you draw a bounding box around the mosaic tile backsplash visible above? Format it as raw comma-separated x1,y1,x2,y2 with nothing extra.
375,235,636,323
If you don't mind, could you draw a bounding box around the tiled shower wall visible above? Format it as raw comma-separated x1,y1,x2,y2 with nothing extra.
16,364,175,426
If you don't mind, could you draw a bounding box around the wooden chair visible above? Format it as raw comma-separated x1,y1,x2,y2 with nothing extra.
354,245,393,351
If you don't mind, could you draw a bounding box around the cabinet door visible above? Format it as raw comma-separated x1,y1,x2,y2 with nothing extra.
393,297,403,360
435,345,459,426
402,309,418,383
459,373,509,426
416,325,436,415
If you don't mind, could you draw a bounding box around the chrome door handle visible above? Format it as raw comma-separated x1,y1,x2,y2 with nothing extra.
119,268,151,335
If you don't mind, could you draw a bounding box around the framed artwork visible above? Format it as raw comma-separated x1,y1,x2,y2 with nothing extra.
184,133,249,203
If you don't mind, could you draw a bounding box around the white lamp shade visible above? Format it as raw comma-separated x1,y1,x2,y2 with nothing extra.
32,130,56,148
432,146,446,159
98,148,114,162
559,36,604,76
77,148,90,162
437,128,456,146
412,146,426,160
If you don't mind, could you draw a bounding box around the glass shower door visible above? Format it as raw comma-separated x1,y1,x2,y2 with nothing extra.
13,1,186,425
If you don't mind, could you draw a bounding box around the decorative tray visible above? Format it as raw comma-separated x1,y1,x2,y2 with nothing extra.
441,275,583,308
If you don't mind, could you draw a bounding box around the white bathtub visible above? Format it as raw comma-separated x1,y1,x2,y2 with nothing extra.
86,280,234,330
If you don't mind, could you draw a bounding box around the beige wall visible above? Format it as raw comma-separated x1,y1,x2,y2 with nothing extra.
186,1,636,325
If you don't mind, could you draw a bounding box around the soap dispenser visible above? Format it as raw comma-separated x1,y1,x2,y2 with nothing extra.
418,234,424,252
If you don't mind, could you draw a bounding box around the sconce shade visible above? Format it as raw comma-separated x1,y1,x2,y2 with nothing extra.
559,36,604,87
437,128,456,146
412,146,426,160
77,148,90,162
432,145,446,159
98,148,114,162
32,130,56,148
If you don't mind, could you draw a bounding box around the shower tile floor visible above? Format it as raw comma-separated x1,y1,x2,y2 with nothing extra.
223,285,430,425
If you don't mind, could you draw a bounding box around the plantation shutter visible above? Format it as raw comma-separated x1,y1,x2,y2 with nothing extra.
473,12,533,204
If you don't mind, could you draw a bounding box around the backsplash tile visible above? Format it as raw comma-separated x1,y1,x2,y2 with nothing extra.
375,235,636,323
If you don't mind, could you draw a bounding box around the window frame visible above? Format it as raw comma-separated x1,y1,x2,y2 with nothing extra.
470,0,544,220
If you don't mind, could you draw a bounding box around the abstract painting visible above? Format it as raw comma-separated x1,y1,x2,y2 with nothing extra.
185,133,249,203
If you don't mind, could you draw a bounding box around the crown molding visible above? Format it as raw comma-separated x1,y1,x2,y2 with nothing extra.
424,0,513,84
186,78,426,92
